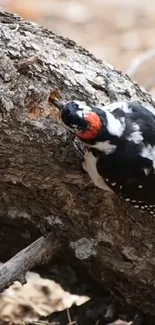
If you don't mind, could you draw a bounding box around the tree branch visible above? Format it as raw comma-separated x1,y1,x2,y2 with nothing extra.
0,231,61,292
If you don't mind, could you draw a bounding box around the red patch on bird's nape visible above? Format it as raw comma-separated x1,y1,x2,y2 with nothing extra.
77,112,102,140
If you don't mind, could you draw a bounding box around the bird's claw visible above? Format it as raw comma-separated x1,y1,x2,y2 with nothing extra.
73,138,85,159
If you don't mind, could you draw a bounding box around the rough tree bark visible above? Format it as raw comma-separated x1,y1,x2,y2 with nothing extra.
0,7,155,318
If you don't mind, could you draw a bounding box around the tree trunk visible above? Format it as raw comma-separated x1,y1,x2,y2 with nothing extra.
0,7,155,317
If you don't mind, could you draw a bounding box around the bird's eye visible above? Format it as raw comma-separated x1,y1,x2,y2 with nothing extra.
71,102,78,109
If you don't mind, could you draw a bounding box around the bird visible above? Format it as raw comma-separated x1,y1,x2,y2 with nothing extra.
52,95,155,216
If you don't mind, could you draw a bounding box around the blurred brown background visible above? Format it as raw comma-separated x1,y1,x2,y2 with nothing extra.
2,0,155,92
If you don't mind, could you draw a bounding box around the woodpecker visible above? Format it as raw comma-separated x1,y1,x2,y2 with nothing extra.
52,96,155,215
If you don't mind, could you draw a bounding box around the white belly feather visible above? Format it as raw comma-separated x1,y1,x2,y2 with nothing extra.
82,150,111,191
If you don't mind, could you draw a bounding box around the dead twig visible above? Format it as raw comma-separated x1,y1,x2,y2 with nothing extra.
0,231,62,293
126,48,155,78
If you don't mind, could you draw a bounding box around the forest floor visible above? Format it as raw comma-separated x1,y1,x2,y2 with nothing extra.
0,271,88,323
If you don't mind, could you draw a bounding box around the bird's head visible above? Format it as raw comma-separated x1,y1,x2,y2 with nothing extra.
54,100,103,143
52,95,126,151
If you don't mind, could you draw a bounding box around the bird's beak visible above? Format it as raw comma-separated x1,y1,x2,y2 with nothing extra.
51,98,64,112
49,88,65,112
